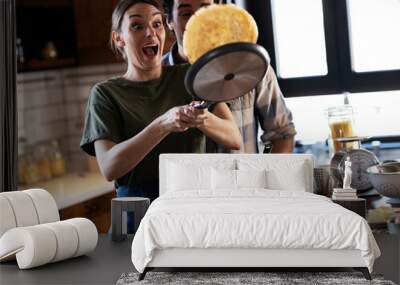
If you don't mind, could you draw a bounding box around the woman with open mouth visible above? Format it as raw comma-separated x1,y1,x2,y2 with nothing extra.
80,0,241,233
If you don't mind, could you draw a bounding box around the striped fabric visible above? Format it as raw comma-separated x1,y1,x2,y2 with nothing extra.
162,43,296,153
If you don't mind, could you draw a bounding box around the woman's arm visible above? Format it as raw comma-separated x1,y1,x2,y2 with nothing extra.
180,102,241,150
94,106,189,181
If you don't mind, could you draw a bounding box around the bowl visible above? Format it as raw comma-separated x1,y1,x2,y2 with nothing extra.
366,165,400,199
388,221,400,235
377,162,400,173
387,213,400,235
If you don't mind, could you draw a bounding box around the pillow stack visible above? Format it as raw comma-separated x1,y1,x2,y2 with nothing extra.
237,159,308,192
165,157,309,194
166,161,268,194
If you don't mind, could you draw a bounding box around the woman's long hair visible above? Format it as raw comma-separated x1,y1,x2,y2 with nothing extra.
109,0,164,60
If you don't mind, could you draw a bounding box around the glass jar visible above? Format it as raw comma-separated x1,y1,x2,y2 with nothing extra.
36,144,53,181
50,140,66,177
23,151,41,185
327,105,357,153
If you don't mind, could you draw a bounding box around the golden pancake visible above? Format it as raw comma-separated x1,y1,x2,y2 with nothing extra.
183,4,258,64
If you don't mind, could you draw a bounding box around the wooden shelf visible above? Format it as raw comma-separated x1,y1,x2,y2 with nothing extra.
17,0,72,7
18,57,77,72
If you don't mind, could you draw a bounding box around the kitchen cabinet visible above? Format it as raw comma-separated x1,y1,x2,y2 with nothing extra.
16,0,121,71
59,191,115,233
73,0,120,66
73,0,175,66
16,0,78,72
17,0,176,71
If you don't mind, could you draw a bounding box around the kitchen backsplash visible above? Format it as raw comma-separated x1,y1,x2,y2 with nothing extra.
17,63,126,174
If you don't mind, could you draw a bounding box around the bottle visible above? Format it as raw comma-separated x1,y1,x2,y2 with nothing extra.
16,37,25,64
327,94,357,153
23,149,41,185
36,144,53,181
42,41,58,60
18,153,27,185
50,140,66,177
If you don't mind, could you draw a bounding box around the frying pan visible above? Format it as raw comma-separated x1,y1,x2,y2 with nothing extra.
184,42,270,109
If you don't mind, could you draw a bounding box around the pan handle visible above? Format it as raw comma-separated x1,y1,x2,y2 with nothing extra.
193,101,213,109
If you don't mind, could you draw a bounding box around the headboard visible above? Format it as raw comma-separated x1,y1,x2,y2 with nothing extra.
159,154,314,195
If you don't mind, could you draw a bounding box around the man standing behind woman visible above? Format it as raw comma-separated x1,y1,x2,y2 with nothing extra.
163,0,297,153
80,0,241,230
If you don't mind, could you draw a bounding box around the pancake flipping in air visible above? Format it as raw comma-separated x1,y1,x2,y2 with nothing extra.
183,4,258,64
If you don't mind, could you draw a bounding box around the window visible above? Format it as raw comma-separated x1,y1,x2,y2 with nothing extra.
242,0,400,141
233,0,246,8
285,91,400,143
246,0,400,96
271,0,328,78
347,0,400,72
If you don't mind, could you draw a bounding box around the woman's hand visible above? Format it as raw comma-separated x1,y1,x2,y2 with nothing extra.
191,102,242,150
178,101,242,150
157,106,192,133
178,102,209,128
95,105,192,181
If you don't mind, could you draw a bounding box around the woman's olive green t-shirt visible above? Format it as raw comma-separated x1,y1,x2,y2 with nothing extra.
80,65,205,187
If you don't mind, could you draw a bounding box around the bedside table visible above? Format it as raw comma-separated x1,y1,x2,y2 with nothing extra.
332,198,366,218
111,197,150,241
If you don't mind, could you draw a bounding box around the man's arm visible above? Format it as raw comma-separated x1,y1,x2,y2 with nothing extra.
270,137,295,153
256,67,296,153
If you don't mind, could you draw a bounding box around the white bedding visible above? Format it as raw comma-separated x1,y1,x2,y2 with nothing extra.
131,190,380,273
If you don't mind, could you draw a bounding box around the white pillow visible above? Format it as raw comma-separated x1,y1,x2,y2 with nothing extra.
211,168,237,190
266,167,307,191
167,162,211,191
211,169,268,190
236,169,268,189
237,159,308,192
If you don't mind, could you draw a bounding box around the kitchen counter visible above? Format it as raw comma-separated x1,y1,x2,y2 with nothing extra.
19,172,114,210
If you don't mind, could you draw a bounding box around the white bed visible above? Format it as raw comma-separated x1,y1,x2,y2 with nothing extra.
131,154,380,280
